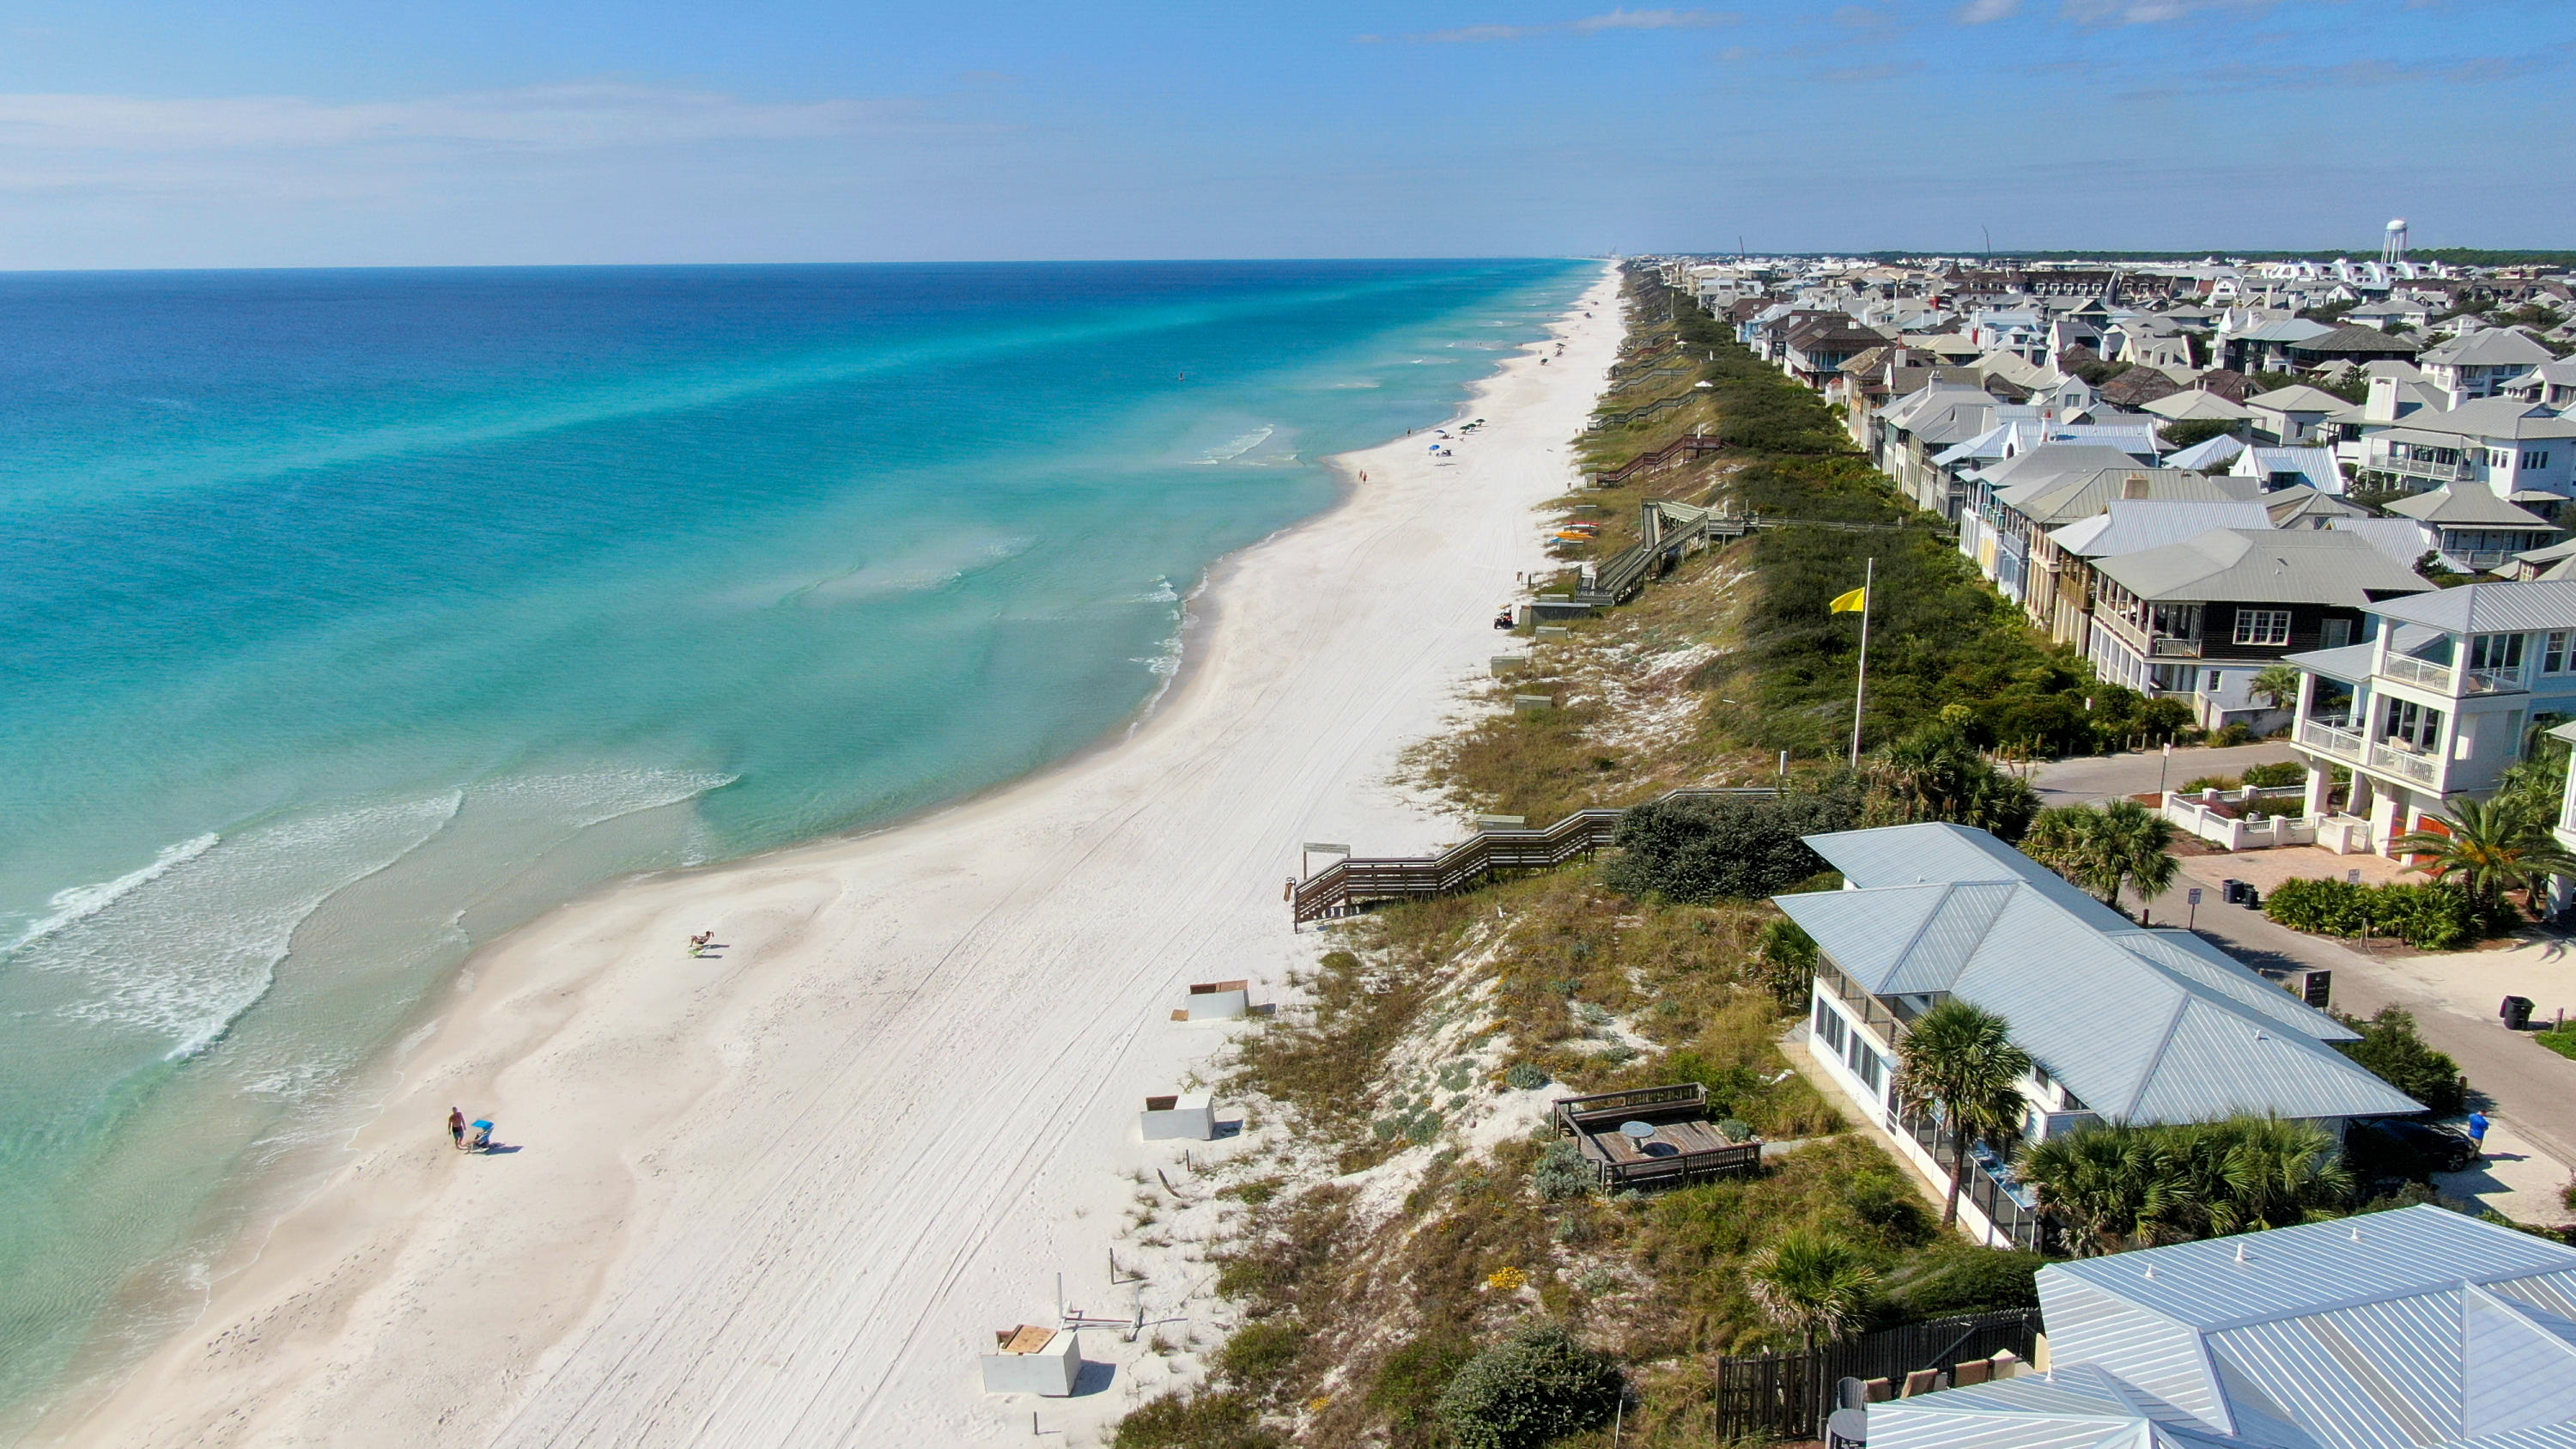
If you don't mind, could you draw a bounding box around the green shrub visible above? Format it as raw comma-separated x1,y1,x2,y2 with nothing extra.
1369,1334,1477,1440
1215,1320,1307,1390
1437,1324,1626,1449
1896,1249,2044,1316
2178,775,2239,794
1533,1140,1595,1202
1505,1062,1552,1091
1112,1390,1281,1449
1605,788,1860,904
2240,761,2306,788
2333,1006,2469,1114
2264,877,2479,949
1753,916,1820,1008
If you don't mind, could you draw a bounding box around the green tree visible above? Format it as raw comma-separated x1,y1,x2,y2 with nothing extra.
2249,664,2304,713
1896,1000,2032,1227
2017,1117,2351,1254
2021,801,2176,916
2015,1126,2160,1255
2332,1006,2468,1114
1746,1230,1880,1354
2391,796,2576,920
1606,787,1860,904
1868,723,2044,840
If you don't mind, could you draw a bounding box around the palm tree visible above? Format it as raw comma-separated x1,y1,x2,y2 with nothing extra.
1870,724,2043,840
1746,1230,1879,1354
2015,1126,2158,1257
2392,796,2576,921
2248,664,2304,714
1896,1000,2032,1227
2021,801,2175,918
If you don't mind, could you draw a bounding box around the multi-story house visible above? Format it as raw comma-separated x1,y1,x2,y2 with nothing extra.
1779,823,2421,1251
2385,485,2563,570
1876,382,2025,518
2287,580,2576,851
2357,398,2576,501
1779,314,1891,391
1962,457,2254,603
2420,326,2560,405
2506,358,2576,411
2041,498,2273,649
2242,384,2349,445
2085,527,2427,727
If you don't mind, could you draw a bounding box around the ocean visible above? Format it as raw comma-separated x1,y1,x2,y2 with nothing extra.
0,258,1591,1425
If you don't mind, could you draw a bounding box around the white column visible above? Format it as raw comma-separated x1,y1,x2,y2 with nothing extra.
2305,762,2333,819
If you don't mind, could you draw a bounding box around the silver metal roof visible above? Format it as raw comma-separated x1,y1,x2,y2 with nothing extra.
1780,825,2419,1125
2372,579,2576,635
1874,1208,2576,1449
2385,486,2561,528
2050,502,2275,560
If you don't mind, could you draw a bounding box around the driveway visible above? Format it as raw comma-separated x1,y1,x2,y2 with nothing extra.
2028,741,2300,808
2142,863,2576,1188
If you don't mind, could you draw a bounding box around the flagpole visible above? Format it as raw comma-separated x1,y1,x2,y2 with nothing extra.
1849,557,1874,770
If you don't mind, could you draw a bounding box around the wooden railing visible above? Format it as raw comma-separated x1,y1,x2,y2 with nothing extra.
1589,434,1724,486
1291,786,1778,922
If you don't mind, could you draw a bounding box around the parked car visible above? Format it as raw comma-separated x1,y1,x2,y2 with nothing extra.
2347,1117,2476,1180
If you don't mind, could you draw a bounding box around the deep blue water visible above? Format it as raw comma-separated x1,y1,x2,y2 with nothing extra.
0,259,1589,1423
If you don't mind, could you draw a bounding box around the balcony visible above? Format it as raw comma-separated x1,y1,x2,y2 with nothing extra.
2380,653,2455,692
2299,720,2366,760
2151,636,2205,659
2382,454,2473,484
2369,740,2444,787
2466,666,2528,696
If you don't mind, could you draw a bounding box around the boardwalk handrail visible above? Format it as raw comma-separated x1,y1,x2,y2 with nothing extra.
1589,434,1722,486
1291,785,1779,922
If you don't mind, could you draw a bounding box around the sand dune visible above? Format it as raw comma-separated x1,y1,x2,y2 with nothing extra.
52,264,1624,1448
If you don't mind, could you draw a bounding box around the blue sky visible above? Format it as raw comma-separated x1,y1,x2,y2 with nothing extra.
0,0,2567,267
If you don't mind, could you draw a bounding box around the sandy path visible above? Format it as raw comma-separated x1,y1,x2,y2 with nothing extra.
52,264,1624,1449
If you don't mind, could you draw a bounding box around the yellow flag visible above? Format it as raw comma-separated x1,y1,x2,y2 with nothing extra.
1829,586,1868,613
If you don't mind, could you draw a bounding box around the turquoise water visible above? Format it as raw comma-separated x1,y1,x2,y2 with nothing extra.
0,259,1591,1423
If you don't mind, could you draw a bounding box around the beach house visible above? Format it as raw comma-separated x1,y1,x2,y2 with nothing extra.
2285,580,2576,856
1868,1205,2576,1449
2382,485,2564,571
2084,527,2428,729
1777,823,2421,1251
2356,399,2576,503
2419,326,2561,405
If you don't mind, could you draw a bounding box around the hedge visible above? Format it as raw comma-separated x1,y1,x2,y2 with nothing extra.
2263,877,2479,950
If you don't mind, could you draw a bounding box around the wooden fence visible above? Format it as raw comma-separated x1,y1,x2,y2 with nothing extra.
1715,1308,2044,1442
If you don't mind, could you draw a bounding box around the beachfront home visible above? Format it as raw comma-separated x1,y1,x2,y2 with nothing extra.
2286,580,2576,853
2243,383,2349,445
2383,485,2564,570
1868,1205,2576,1449
1877,382,2026,518
1959,459,2258,611
2041,499,2273,649
2506,358,2576,411
1778,823,2421,1250
2085,527,2428,728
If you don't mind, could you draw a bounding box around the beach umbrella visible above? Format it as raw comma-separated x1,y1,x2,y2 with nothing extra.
471,1120,494,1130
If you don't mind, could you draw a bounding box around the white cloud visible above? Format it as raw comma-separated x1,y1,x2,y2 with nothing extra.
1955,0,2022,21
0,84,906,153
1570,8,1742,31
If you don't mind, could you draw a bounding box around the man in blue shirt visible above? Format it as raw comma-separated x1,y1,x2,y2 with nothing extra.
2467,1110,2491,1160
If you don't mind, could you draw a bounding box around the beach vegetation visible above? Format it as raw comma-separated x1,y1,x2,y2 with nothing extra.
2263,876,2483,949
2330,1006,2469,1114
2014,1116,2352,1255
1601,785,1858,904
1109,1390,1281,1449
1435,1323,1625,1449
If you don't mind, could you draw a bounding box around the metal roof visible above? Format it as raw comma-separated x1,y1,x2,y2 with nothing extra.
2088,528,2429,606
2421,327,2560,368
1780,825,2418,1125
2145,390,2257,421
2371,578,2576,635
1874,1208,2576,1449
2050,502,2275,559
2161,434,2249,470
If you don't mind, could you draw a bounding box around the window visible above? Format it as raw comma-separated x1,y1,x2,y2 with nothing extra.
1849,1038,1882,1091
2383,696,2445,750
2548,631,2571,674
2234,609,2293,646
2524,451,2552,470
2470,633,2525,672
1814,999,1845,1052
2204,670,2222,694
2323,618,2354,649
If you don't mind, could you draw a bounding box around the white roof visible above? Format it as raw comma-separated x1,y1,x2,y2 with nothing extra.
2421,326,2559,368
2048,500,2274,558
2243,384,2349,413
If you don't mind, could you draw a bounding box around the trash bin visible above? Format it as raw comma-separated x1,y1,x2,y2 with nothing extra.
2502,995,2536,1031
2221,879,2245,904
2244,886,2261,910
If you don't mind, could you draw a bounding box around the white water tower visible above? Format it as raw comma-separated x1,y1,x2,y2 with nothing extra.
2382,218,2409,268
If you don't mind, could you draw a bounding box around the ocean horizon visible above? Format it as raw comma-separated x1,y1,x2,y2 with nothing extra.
0,257,1591,1428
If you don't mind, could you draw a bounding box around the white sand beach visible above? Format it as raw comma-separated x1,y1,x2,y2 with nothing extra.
49,264,1625,1449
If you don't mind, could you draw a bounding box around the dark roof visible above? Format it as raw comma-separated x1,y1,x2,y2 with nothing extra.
2193,368,2253,402
2288,324,2423,358
2099,367,2184,407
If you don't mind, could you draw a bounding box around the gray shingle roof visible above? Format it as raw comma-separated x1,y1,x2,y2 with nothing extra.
2421,326,2560,368
2088,527,2430,606
1780,824,2419,1126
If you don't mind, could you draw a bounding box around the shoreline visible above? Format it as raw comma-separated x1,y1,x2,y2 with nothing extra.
40,262,1625,1449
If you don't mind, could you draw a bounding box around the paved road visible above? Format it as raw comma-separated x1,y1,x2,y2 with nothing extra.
2144,867,2576,1173
2028,742,2300,808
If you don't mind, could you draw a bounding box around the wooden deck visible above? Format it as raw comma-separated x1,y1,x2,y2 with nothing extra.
1552,1083,1762,1191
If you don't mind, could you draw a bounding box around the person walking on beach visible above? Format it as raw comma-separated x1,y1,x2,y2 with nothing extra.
447,1107,466,1152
